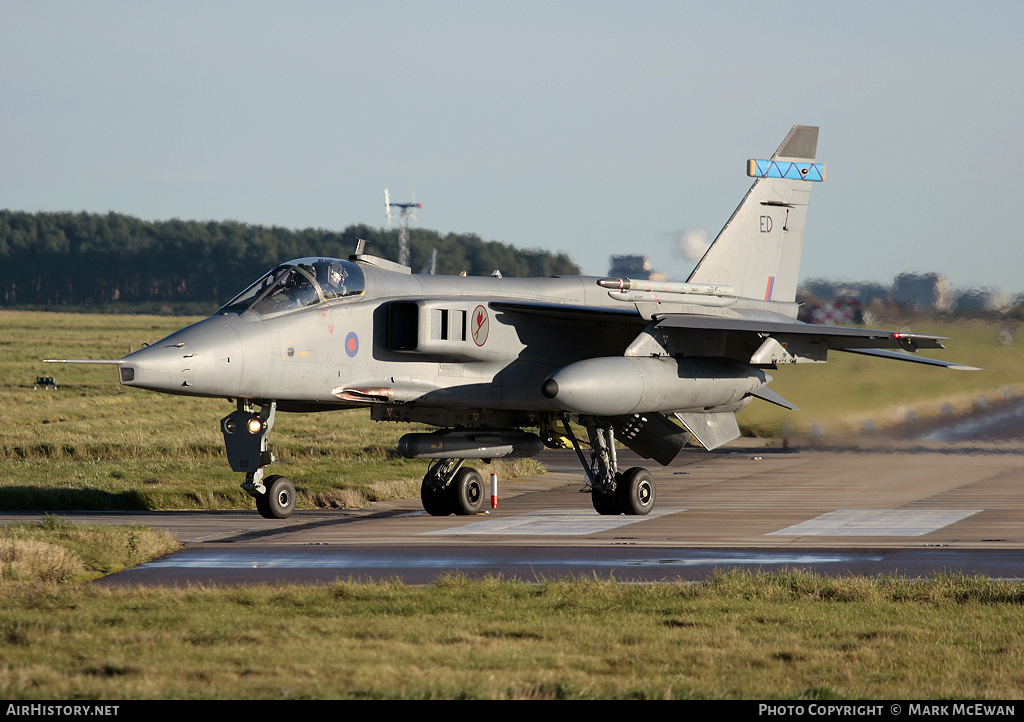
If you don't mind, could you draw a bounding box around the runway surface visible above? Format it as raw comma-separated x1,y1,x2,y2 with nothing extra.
5,430,1024,586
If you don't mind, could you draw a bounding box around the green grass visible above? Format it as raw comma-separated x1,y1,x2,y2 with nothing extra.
3,518,1023,700
3,554,1024,699
1,516,179,585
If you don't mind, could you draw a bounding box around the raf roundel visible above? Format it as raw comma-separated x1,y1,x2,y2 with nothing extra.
345,331,359,357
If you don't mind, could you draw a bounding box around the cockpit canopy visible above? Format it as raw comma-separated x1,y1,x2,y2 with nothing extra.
219,258,365,315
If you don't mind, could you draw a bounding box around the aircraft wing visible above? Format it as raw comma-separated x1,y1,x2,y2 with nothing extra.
491,301,976,369
653,315,979,369
654,315,944,349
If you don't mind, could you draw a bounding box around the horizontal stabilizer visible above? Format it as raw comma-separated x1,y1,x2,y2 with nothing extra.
748,386,799,410
674,411,741,451
838,348,981,370
747,159,825,182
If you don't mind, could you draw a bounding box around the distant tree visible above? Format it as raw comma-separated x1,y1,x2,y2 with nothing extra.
0,210,581,311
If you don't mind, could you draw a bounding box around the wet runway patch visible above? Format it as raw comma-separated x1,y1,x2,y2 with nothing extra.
129,547,874,573
769,509,982,537
421,508,682,536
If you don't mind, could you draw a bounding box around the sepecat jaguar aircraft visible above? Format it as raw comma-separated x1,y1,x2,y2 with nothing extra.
47,126,976,519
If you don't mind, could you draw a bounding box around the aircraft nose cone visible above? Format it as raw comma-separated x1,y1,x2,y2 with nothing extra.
119,317,246,397
119,341,190,393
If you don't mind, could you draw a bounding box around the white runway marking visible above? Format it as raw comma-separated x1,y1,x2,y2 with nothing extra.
769,509,983,537
421,508,682,536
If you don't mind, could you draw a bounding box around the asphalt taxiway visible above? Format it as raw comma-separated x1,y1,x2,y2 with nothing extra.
5,435,1024,586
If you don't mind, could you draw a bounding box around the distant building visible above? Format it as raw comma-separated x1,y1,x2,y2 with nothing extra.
892,273,954,312
800,279,890,307
608,254,666,281
800,272,1013,318
954,287,1009,313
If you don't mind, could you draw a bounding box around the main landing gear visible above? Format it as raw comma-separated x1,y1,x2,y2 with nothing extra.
221,400,296,519
560,413,657,516
417,415,657,517
420,458,485,516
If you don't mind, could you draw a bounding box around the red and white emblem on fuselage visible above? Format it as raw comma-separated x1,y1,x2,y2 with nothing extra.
472,305,489,346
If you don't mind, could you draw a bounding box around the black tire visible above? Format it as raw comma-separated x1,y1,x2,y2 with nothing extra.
254,490,271,518
257,475,296,519
450,467,484,516
591,488,622,515
421,476,454,516
615,467,655,515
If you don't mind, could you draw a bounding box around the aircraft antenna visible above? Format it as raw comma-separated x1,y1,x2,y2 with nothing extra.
384,188,421,267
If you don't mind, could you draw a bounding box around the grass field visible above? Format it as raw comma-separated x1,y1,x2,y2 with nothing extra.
3,518,1024,699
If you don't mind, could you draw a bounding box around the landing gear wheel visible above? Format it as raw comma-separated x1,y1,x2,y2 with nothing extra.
256,475,296,519
421,477,455,516
616,467,655,516
591,489,622,515
451,467,484,516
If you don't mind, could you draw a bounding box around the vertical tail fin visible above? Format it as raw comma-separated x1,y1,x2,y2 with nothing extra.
687,125,822,306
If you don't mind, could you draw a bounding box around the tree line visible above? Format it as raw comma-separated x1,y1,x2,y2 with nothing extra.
0,210,581,312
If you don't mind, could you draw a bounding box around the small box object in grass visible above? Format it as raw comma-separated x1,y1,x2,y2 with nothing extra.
34,376,57,390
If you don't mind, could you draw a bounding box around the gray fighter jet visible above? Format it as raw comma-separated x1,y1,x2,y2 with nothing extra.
48,126,976,519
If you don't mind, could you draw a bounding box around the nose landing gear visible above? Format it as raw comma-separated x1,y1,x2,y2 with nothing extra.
254,474,296,519
222,400,296,519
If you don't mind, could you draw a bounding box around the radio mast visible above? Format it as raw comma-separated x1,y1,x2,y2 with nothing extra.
384,188,422,267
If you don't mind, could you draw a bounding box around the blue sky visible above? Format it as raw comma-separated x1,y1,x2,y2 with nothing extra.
3,1,1022,295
